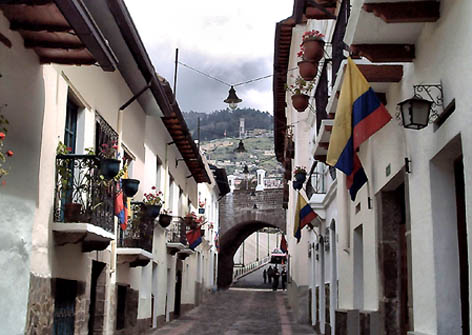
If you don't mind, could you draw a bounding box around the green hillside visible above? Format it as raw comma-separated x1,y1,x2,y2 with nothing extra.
184,108,273,141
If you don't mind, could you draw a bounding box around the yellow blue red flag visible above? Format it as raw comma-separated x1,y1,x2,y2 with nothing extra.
294,193,317,243
327,58,391,200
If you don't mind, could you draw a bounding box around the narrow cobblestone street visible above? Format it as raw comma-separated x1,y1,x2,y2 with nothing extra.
147,288,315,335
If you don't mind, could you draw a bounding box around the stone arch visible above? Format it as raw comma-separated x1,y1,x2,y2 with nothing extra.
217,220,283,288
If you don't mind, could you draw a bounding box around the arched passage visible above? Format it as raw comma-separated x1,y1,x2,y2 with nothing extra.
218,220,281,288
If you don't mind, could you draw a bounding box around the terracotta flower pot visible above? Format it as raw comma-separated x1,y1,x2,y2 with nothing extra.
298,60,318,81
302,38,325,62
100,158,121,180
291,94,310,112
159,214,172,228
64,202,82,223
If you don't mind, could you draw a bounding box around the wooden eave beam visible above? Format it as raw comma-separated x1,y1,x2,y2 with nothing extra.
9,20,71,32
350,44,415,62
39,56,95,65
319,142,329,150
24,38,85,49
306,7,336,20
363,1,440,23
357,64,403,82
0,0,52,4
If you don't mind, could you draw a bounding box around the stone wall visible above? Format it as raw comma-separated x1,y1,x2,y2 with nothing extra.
74,280,90,335
219,188,286,236
25,275,55,335
287,280,310,325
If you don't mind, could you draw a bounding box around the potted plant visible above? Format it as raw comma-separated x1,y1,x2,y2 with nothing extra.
56,141,83,222
294,166,307,183
297,48,319,81
158,208,173,228
286,76,314,112
143,186,163,219
99,141,120,180
301,30,325,62
0,112,13,183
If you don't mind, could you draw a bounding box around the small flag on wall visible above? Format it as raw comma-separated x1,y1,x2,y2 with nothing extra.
293,193,317,243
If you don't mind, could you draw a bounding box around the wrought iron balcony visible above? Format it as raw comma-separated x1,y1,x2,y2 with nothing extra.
167,219,188,246
54,154,114,233
117,203,153,253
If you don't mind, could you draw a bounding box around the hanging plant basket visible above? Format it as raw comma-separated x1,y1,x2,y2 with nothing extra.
298,60,318,81
302,38,325,62
64,202,82,223
294,172,307,183
159,214,173,228
145,204,161,219
100,158,121,180
293,180,304,191
122,178,140,198
291,94,310,112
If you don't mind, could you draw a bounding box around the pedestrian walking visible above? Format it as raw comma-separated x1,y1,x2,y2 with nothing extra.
272,267,280,291
263,269,267,284
281,267,287,290
267,265,273,284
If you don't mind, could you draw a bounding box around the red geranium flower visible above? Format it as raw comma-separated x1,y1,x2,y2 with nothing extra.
0,132,5,140
6,150,13,157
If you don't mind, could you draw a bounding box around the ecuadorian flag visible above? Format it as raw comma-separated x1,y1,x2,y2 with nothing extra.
294,193,317,243
327,58,391,200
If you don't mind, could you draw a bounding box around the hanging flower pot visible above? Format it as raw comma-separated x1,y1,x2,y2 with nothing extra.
100,158,121,180
291,94,310,112
298,60,318,81
294,172,307,183
293,180,304,191
145,204,161,219
64,202,82,222
122,178,140,197
159,214,173,228
302,38,325,62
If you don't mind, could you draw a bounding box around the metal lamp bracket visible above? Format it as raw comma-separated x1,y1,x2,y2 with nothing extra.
413,83,444,122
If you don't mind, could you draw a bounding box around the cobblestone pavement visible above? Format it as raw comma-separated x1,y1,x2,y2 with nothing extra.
147,288,316,335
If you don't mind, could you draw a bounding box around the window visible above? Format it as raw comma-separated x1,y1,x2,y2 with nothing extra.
95,113,118,157
64,98,78,153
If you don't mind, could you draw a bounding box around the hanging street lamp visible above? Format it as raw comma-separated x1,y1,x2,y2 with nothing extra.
234,139,247,153
224,86,242,110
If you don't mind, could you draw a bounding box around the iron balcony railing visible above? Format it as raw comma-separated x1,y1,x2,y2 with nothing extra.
54,154,114,233
167,218,188,245
117,203,153,253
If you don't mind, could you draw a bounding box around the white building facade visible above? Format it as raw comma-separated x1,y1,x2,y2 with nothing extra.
275,0,472,334
0,1,221,334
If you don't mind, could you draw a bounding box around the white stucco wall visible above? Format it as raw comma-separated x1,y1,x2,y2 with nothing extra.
0,13,46,334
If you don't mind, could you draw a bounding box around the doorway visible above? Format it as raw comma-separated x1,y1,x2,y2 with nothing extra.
88,261,106,334
454,156,469,334
380,182,410,334
353,225,364,310
174,260,183,318
53,279,77,335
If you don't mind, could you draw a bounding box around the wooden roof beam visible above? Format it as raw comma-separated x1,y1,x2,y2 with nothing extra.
351,44,415,62
9,20,71,32
39,56,95,65
24,38,85,49
357,64,403,82
306,7,336,20
363,1,440,23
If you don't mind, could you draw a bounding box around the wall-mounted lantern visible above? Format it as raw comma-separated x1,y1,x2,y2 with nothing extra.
397,84,443,130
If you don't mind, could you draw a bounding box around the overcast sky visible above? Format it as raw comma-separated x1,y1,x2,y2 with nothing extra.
124,0,292,114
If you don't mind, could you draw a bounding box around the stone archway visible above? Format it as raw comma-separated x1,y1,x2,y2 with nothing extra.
217,188,286,288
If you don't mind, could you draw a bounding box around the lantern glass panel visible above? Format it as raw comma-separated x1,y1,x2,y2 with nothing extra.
400,100,413,127
411,99,432,127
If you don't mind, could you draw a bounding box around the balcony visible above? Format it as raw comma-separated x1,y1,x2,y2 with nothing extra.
116,203,154,267
166,219,188,255
52,154,115,252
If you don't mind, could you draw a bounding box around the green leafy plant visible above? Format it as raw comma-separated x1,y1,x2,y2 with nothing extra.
285,76,314,96
56,141,73,191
